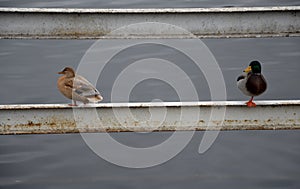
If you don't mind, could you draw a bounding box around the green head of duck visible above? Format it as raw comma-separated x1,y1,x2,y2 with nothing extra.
245,61,262,74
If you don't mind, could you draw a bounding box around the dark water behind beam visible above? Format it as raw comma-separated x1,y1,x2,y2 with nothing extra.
0,1,300,189
0,38,299,104
0,131,300,189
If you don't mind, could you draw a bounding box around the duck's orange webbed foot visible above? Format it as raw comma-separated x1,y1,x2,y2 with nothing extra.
246,97,256,107
246,101,256,107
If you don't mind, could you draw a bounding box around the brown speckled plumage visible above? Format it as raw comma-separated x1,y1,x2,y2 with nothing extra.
57,67,103,106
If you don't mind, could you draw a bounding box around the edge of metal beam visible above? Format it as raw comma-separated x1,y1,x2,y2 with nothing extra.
0,6,299,13
1,100,300,109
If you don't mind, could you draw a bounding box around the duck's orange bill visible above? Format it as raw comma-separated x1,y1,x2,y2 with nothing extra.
243,66,252,73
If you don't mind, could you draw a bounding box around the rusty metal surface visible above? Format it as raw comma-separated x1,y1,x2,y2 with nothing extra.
0,7,299,39
0,100,299,135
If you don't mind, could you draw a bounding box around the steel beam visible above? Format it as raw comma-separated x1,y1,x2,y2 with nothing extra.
0,7,299,39
0,100,299,135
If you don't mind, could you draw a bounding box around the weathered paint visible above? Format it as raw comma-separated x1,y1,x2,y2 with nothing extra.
0,7,299,39
0,100,299,134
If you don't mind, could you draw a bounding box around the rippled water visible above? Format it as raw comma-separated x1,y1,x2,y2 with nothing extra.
0,38,299,104
0,1,300,188
1,131,300,188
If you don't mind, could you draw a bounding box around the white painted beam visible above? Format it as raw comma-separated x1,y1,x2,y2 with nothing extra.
0,7,299,39
0,100,299,135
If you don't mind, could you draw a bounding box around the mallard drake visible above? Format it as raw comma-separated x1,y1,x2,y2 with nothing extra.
57,67,103,106
237,61,267,107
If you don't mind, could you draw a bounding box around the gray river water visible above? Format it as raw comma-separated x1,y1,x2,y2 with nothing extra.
0,1,300,189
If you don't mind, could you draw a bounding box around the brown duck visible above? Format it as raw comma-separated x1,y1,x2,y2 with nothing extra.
237,61,267,107
57,67,103,106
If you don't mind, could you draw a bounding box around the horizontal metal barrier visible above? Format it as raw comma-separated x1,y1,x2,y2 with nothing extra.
0,7,299,39
0,100,299,134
